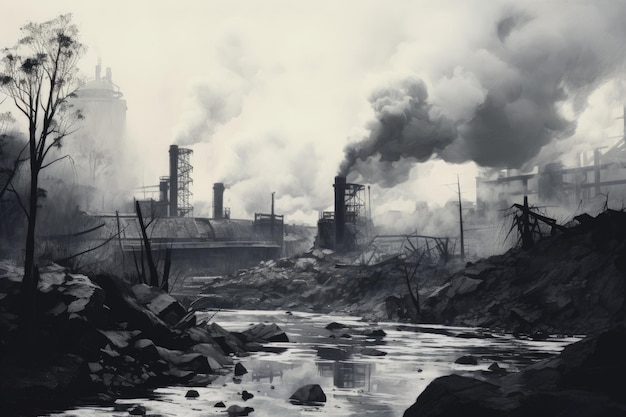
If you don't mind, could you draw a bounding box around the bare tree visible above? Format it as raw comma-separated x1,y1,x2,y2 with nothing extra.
0,14,85,321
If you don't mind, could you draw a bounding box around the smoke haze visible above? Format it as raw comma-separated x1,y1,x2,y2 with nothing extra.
2,1,626,226
341,1,626,188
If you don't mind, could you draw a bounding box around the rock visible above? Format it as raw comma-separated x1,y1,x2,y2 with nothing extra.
99,330,141,349
454,355,478,365
88,362,103,373
241,390,254,401
404,326,626,417
185,389,199,398
365,329,386,338
188,294,234,311
128,404,147,415
214,401,226,407
310,249,326,260
132,284,186,326
294,258,317,272
289,384,327,404
316,347,350,360
205,322,247,354
403,374,505,417
90,274,176,347
133,339,161,362
325,322,349,331
241,323,289,342
156,346,211,373
361,347,387,357
187,373,219,387
488,362,507,375
235,362,248,376
447,276,483,297
192,343,232,369
226,404,255,416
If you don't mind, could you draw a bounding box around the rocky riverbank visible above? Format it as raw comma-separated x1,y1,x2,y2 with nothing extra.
192,209,626,336
0,262,284,416
403,325,626,416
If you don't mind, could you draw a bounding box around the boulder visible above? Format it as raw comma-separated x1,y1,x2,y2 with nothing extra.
404,326,626,417
241,323,289,343
361,348,387,357
234,362,248,376
133,339,161,362
155,346,211,373
289,384,327,404
454,355,478,365
447,276,482,298
192,343,232,369
325,322,349,331
403,374,507,417
204,322,247,354
90,274,176,348
294,258,317,272
185,389,199,398
131,284,186,326
241,390,254,401
226,404,255,416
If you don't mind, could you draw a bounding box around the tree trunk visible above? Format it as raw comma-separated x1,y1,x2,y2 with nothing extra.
135,201,159,287
19,161,40,353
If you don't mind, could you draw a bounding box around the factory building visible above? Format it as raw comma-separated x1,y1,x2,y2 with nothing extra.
476,117,626,214
108,145,305,276
72,64,126,183
317,176,368,252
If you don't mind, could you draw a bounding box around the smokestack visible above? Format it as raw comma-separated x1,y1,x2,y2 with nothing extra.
334,176,346,250
169,145,179,217
159,177,169,203
106,67,112,82
95,62,101,80
213,182,225,219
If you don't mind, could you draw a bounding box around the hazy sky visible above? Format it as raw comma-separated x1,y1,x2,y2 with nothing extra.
2,0,625,226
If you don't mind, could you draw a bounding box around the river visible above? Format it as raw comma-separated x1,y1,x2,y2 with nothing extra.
50,309,579,417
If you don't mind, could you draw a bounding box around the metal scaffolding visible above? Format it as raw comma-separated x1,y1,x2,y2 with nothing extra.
177,148,193,217
344,183,365,224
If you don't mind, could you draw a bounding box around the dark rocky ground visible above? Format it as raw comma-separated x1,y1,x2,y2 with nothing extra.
2,209,625,416
189,209,626,416
191,209,626,337
0,262,285,416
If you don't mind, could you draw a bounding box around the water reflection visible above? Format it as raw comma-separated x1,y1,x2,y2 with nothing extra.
318,361,373,390
49,310,579,417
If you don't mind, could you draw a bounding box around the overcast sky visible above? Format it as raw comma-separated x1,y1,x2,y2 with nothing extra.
2,0,625,226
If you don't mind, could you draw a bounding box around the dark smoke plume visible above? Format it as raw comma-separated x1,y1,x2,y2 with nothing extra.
339,77,456,186
341,2,626,187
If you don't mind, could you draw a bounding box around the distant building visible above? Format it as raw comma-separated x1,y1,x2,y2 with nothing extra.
57,62,128,210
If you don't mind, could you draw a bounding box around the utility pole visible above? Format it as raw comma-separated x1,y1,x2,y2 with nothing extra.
368,185,372,239
271,191,275,242
457,175,465,260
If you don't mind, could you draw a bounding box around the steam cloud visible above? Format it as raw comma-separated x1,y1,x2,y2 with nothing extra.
341,2,626,187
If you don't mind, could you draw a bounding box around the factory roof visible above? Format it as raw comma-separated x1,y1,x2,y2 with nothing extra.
84,215,273,244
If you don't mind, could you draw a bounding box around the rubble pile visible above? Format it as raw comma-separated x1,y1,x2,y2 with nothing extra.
0,262,271,415
197,210,626,336
422,209,626,335
194,248,450,320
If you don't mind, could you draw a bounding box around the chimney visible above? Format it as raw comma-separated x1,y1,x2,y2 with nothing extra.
95,62,101,80
169,145,179,217
159,176,169,203
334,176,346,250
106,67,112,82
213,183,225,219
